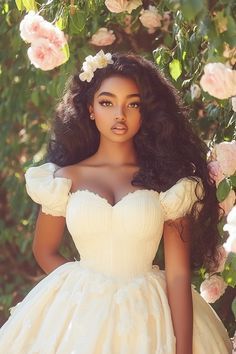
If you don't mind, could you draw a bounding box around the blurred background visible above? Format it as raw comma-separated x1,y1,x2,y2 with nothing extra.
0,0,235,336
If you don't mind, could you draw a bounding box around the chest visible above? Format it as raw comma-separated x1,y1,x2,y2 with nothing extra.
70,165,145,207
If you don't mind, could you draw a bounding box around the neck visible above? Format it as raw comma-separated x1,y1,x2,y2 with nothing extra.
94,137,139,167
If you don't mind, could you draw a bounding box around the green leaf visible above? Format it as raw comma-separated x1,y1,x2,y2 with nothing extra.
22,0,37,12
15,0,24,11
230,176,236,187
62,43,70,62
69,9,86,34
169,59,182,81
180,0,205,21
216,178,231,202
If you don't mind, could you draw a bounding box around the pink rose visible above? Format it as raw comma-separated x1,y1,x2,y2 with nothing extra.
27,38,67,71
19,10,45,43
105,0,141,14
200,62,236,99
35,21,67,48
139,5,162,34
214,141,236,176
207,160,225,186
219,190,236,215
200,275,227,303
90,27,116,46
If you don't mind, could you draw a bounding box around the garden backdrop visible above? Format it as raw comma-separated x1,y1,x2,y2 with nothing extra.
0,0,236,340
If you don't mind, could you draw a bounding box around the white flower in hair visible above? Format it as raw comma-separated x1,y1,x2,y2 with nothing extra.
79,69,94,83
94,50,113,68
79,50,114,82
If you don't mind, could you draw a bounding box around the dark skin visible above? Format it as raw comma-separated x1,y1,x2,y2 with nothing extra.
33,75,193,354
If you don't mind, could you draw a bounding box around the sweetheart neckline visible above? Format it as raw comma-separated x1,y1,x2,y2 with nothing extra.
68,188,160,208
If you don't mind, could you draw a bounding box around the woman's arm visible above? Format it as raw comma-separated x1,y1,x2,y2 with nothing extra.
32,209,69,274
163,216,193,354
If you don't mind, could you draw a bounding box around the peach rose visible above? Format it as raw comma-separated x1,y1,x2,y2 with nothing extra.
200,275,227,303
200,62,236,99
105,0,141,14
214,141,236,176
139,5,162,34
27,38,67,71
219,190,236,215
19,10,45,43
90,27,116,46
207,160,225,186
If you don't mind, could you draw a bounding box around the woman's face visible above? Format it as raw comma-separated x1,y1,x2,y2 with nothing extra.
89,75,142,142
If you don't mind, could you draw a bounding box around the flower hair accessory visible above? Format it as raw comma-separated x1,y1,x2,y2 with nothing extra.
79,50,114,82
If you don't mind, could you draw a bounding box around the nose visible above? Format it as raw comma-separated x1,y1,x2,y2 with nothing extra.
115,106,126,121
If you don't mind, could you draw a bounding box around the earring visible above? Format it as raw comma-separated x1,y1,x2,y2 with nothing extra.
90,113,94,120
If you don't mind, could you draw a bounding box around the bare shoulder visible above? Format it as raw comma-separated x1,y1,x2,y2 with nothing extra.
53,158,93,182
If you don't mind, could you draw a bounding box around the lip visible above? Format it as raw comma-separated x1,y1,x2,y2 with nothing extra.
111,123,128,130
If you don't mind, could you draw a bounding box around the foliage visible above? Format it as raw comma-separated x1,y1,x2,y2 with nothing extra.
0,0,235,335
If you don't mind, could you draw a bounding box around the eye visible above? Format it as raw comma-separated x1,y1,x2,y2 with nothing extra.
98,100,112,107
128,102,141,108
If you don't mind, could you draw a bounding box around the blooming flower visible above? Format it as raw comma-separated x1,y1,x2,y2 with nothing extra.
27,38,67,71
200,274,227,303
105,0,141,14
200,62,236,99
139,5,162,34
19,10,68,70
207,160,225,186
90,27,116,46
212,141,236,177
35,20,67,48
19,10,45,43
79,50,114,82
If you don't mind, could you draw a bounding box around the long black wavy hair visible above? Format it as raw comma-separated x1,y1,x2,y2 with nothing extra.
46,52,222,272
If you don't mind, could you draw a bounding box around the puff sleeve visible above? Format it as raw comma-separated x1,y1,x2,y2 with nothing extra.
24,162,72,217
159,177,204,221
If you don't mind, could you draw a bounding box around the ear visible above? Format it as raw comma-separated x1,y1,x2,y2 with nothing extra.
88,104,93,114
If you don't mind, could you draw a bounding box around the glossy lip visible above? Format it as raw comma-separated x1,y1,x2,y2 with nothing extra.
111,123,128,131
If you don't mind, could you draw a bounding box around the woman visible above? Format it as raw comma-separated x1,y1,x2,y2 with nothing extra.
0,51,232,353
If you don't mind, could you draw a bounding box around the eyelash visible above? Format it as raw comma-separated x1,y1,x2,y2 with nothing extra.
98,100,140,108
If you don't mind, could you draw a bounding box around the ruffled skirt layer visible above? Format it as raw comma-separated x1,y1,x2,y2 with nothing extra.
0,261,232,354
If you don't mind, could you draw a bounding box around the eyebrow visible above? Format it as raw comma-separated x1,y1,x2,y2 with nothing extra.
97,92,140,98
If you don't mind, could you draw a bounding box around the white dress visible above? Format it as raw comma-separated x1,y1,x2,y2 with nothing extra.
0,162,232,354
